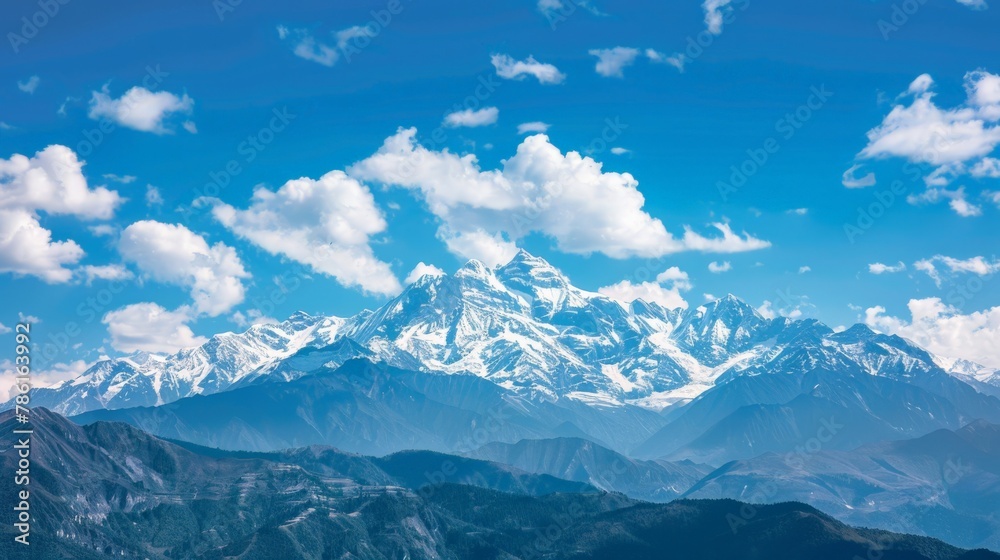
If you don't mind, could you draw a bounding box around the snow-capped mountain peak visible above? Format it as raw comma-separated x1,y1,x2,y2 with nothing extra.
14,250,986,416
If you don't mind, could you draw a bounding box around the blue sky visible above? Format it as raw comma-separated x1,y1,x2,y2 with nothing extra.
2,0,1000,379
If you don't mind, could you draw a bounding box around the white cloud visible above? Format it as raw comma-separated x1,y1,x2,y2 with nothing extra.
443,107,499,128
518,121,550,135
0,323,10,334
680,222,771,253
349,128,770,264
0,145,122,218
404,262,446,284
17,75,40,94
907,186,982,217
182,120,198,134
854,70,1000,213
119,221,249,316
703,0,734,35
0,145,123,282
103,302,207,354
491,54,565,84
799,266,812,274
757,299,804,320
842,164,876,188
610,147,631,155
970,157,1000,177
785,208,809,215
103,173,136,184
868,261,906,274
231,308,278,328
439,227,519,267
598,266,692,310
0,359,91,402
866,298,1000,368
145,185,164,207
88,85,194,134
588,47,640,78
0,209,85,283
913,254,999,286
955,0,988,10
708,261,731,273
278,25,377,67
645,49,685,72
89,224,117,237
79,264,134,285
206,170,401,296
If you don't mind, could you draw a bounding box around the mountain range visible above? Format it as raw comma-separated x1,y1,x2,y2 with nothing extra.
3,409,998,560
9,250,1000,553
17,250,1000,418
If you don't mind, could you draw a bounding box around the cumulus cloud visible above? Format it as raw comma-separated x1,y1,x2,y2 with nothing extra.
348,128,769,264
799,266,812,274
708,261,731,273
599,266,692,310
588,47,640,78
491,54,565,84
17,75,40,94
119,221,249,316
913,254,999,286
103,303,207,354
206,170,401,296
0,145,123,282
88,85,194,134
866,299,1000,368
518,121,550,135
443,107,499,128
853,70,1000,213
610,147,631,155
869,261,907,274
404,262,446,284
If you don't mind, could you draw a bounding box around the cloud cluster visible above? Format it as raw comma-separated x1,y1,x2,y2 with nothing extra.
491,54,565,84
853,71,1000,214
866,298,1000,369
119,221,249,316
0,145,123,282
599,266,692,310
206,170,401,296
349,128,769,265
88,85,195,134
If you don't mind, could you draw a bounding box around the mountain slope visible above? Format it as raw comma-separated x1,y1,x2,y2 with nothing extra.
74,359,671,455
683,420,1000,551
3,408,995,560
